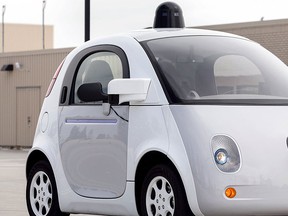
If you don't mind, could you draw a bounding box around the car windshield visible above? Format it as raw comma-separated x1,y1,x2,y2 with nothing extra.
143,35,288,104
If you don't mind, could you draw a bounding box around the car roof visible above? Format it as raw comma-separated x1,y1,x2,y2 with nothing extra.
128,28,247,42
70,28,250,60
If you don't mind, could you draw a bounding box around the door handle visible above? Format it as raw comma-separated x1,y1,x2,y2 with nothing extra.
27,116,31,127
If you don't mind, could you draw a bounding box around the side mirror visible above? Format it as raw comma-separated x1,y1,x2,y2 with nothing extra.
77,82,108,102
108,78,151,104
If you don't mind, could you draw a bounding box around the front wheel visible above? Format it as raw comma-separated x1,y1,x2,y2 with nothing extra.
140,164,194,216
26,160,69,216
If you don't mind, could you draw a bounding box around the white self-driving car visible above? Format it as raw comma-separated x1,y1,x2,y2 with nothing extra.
26,4,288,216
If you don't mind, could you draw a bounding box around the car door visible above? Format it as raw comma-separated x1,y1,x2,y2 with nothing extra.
58,45,129,199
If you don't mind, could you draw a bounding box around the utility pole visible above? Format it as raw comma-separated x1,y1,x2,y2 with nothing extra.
85,0,90,42
2,5,6,53
42,0,46,49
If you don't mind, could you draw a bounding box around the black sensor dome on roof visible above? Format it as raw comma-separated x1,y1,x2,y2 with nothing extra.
153,2,185,28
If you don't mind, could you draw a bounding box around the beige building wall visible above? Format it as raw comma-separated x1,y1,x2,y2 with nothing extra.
198,19,288,65
1,23,53,52
0,48,72,147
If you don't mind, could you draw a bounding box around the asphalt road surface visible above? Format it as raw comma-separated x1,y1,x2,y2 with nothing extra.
0,148,99,216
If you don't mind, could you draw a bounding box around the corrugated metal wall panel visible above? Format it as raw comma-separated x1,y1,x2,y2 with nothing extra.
0,48,73,147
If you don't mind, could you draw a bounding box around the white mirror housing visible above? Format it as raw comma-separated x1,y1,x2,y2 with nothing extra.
108,78,151,104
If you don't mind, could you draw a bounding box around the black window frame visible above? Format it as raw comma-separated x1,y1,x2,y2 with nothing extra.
59,45,130,106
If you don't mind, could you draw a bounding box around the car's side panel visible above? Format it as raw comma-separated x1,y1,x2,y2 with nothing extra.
58,105,129,198
162,105,204,216
127,105,170,181
126,104,204,215
29,105,139,215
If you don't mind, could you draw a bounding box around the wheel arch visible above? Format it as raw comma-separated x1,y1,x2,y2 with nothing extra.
135,150,184,214
26,150,50,179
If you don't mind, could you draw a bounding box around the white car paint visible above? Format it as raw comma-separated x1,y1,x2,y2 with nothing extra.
26,28,288,216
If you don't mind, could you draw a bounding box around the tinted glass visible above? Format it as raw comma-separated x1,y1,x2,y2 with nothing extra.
144,36,288,104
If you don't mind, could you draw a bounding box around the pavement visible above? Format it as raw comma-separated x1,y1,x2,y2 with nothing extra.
0,148,98,216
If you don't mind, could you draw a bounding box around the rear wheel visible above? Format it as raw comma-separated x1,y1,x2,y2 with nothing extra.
26,160,69,216
140,164,194,216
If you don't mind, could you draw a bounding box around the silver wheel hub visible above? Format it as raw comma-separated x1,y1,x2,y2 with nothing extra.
30,171,53,216
146,176,175,216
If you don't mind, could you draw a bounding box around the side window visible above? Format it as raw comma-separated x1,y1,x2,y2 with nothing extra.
74,52,123,104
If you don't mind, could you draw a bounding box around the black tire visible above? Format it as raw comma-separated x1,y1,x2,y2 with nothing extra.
140,164,194,216
26,160,69,216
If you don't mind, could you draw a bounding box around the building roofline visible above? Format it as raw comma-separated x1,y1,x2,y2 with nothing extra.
196,18,288,31
0,47,74,57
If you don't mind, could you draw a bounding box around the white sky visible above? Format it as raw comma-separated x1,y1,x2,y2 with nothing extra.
1,0,288,48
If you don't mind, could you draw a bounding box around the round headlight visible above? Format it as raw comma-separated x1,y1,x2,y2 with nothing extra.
211,135,241,172
214,148,228,165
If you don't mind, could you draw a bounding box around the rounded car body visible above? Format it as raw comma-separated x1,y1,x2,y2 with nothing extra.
26,28,288,216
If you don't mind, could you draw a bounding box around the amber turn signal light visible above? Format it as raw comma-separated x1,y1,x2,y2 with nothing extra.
225,187,237,198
